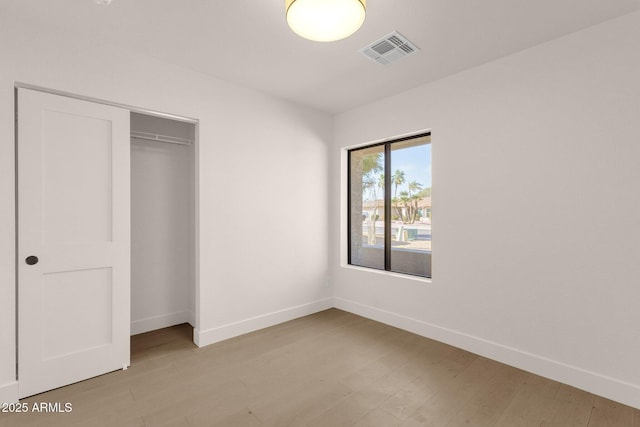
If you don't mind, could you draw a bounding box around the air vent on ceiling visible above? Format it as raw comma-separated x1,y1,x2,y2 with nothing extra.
359,31,420,66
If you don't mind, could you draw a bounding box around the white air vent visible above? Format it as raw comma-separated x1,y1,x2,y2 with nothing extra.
359,31,419,65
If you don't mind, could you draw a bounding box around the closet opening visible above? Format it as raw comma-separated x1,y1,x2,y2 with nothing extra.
130,112,197,339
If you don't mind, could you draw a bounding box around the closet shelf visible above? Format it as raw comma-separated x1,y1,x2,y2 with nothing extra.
131,130,192,146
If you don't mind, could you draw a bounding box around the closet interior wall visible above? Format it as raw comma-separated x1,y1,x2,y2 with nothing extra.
130,112,195,335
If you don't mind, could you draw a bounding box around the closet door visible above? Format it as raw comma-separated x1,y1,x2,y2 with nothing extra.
17,88,130,398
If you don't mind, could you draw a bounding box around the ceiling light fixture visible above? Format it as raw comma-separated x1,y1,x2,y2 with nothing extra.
286,0,366,42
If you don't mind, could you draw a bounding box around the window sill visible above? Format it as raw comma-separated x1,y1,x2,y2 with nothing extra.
340,264,433,284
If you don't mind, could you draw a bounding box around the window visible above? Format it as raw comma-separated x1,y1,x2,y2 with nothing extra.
348,133,431,278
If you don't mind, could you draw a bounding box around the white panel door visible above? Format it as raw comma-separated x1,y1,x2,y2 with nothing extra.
17,88,130,398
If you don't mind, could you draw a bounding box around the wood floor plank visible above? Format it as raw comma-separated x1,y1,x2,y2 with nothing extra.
203,408,262,427
546,384,596,427
305,390,380,427
138,377,249,426
494,372,562,427
2,309,638,427
248,378,351,426
399,357,509,427
352,408,402,427
588,396,636,427
379,375,438,421
443,364,526,427
377,345,462,422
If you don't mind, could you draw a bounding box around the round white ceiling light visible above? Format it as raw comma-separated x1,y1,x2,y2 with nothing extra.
286,0,366,42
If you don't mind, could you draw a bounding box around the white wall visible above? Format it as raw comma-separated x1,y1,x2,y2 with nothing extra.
130,113,196,335
0,17,332,402
331,11,640,409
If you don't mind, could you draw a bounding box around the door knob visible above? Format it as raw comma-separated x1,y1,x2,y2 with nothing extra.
25,256,39,265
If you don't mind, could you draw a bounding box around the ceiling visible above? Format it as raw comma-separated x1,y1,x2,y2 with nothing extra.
3,0,640,114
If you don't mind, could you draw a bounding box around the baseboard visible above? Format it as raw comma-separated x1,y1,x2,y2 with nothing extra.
131,311,190,335
0,381,18,404
334,297,640,410
195,298,333,348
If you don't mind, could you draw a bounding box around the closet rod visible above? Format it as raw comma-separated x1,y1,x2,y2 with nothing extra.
131,130,193,146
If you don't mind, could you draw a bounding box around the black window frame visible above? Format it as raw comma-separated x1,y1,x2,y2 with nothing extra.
347,132,431,278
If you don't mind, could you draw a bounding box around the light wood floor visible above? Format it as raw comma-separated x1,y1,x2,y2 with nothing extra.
2,309,639,427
